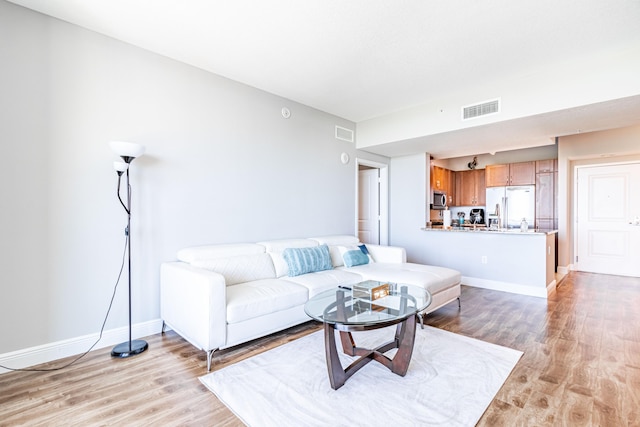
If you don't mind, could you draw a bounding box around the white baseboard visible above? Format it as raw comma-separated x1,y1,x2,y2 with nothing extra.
557,264,574,275
0,319,163,374
462,276,550,299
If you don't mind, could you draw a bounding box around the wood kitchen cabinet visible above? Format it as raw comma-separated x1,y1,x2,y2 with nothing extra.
536,172,554,219
431,166,445,190
485,164,509,187
535,159,558,229
535,158,558,270
431,165,456,206
535,159,556,173
455,169,485,206
485,161,535,187
445,168,456,206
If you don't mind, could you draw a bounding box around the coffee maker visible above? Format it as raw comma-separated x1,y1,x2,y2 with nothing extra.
469,208,484,225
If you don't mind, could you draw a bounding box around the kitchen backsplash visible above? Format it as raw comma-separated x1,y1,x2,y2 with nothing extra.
430,206,487,223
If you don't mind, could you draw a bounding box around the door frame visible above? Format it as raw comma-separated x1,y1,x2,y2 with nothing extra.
355,158,389,246
572,159,640,272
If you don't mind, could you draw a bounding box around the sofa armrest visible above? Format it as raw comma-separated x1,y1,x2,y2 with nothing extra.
364,244,407,264
160,262,227,352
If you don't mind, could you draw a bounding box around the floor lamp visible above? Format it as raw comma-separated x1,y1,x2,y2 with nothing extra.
110,140,149,358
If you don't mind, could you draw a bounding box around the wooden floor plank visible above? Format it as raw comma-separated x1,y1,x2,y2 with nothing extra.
1,271,640,426
515,390,564,426
558,387,594,426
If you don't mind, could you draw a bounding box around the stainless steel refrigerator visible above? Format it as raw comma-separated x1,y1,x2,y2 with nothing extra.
485,185,535,229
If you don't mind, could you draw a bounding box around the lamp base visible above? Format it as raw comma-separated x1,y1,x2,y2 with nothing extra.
111,339,148,358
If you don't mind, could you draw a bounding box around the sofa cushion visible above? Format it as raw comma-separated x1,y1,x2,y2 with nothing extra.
259,239,319,277
226,279,308,324
309,235,360,267
341,263,461,295
283,245,333,277
283,269,362,298
190,253,276,285
177,243,265,263
338,245,370,267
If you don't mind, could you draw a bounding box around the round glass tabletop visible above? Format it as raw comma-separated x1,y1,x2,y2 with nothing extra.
304,282,431,326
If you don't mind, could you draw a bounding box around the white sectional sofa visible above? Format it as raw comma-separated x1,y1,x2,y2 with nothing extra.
160,235,461,370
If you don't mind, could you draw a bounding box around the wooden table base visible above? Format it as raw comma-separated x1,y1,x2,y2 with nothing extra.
323,313,418,390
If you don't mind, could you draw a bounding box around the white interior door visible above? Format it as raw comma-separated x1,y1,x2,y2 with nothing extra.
358,168,380,244
576,163,640,276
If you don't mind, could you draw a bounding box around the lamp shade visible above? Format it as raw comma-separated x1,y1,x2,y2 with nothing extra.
113,161,129,172
109,141,145,159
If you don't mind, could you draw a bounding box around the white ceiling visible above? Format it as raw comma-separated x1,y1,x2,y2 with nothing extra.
8,0,640,158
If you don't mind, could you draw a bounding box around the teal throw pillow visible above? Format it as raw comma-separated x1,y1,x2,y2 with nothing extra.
358,244,374,262
340,245,370,268
283,245,333,277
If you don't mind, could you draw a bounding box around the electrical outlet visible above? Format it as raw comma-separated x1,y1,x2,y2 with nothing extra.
481,256,487,264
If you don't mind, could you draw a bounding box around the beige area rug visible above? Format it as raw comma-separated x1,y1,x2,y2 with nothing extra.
200,325,522,427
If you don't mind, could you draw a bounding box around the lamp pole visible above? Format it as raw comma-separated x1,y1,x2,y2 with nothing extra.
110,142,148,358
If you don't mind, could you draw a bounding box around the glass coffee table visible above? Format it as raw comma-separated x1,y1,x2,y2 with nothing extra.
304,282,431,390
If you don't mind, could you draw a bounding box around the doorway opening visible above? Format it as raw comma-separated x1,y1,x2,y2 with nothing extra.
356,158,388,245
574,161,640,277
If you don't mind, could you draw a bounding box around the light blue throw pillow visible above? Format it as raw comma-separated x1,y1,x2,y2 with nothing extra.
283,244,333,277
341,244,370,268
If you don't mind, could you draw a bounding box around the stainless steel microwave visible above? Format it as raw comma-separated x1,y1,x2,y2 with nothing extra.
431,190,447,210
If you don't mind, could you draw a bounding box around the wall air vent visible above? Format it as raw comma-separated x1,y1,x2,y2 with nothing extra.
462,98,500,120
335,125,354,143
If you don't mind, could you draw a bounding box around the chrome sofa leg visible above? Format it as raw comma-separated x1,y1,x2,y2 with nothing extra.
207,349,217,372
161,321,167,334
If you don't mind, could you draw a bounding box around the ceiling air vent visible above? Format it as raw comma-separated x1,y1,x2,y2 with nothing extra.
462,98,500,120
335,125,354,143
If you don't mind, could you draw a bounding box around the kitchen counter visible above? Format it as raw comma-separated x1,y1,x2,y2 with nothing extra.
423,226,558,236
417,227,557,298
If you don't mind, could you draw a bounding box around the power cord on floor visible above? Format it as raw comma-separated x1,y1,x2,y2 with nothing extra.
0,232,129,372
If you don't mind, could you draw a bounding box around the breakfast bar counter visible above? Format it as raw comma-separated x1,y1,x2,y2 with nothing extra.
418,228,557,298
422,226,557,235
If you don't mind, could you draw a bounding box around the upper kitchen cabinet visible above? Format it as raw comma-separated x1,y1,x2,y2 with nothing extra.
456,169,485,206
485,161,535,187
485,164,509,187
431,165,456,206
445,168,456,206
510,162,536,185
535,159,557,173
431,165,445,190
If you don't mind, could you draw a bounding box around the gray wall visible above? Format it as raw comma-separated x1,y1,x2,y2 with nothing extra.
0,1,388,354
388,153,428,261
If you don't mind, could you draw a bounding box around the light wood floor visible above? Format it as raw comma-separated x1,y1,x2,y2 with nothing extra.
1,271,639,426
